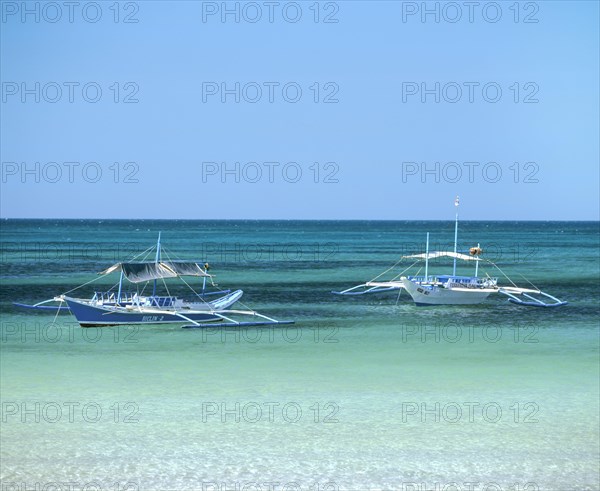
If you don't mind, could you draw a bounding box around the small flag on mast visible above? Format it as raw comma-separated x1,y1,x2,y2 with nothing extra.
455,196,460,207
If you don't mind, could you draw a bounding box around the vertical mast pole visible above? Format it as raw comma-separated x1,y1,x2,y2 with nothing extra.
475,242,480,277
117,270,124,304
424,232,430,282
453,196,459,276
152,232,161,296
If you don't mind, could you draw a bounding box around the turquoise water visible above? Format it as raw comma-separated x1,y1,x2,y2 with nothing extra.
1,220,599,490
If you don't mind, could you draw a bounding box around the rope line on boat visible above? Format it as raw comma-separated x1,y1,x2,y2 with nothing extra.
161,245,219,288
514,271,543,292
62,274,105,295
482,259,520,289
167,245,264,315
395,287,403,305
160,276,172,298
159,246,252,312
369,257,417,283
159,247,209,305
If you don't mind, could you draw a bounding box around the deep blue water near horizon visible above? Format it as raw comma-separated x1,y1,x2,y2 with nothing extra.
1,220,599,490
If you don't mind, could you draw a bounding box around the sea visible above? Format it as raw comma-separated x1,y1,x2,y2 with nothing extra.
1,219,598,491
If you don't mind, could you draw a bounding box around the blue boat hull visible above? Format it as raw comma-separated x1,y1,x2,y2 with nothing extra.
13,302,71,312
63,292,243,327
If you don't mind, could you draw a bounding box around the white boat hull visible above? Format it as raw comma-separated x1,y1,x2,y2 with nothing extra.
401,278,495,306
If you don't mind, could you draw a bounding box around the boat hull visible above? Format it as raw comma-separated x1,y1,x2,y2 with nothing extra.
13,302,71,312
64,290,243,327
401,278,494,306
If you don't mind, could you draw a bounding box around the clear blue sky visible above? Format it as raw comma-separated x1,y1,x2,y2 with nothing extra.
1,1,598,220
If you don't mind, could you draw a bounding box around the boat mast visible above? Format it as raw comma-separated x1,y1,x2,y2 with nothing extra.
425,232,429,282
475,242,480,277
152,232,161,296
117,270,124,304
453,196,459,276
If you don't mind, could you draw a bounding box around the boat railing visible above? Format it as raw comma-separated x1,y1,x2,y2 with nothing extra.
446,277,498,289
92,293,178,308
92,291,137,304
148,296,178,308
407,276,498,288
407,275,445,284
407,275,431,283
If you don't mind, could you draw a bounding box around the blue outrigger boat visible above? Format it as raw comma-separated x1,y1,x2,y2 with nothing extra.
15,234,294,328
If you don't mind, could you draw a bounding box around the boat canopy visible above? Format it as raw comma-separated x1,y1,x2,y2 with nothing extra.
99,261,211,283
402,251,481,262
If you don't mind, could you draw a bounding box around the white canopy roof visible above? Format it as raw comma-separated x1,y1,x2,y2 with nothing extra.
402,251,481,262
99,261,211,283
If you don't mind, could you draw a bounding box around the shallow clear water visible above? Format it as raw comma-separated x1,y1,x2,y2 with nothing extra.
1,220,599,490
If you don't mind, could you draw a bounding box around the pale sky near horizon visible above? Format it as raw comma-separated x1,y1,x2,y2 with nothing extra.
1,1,598,220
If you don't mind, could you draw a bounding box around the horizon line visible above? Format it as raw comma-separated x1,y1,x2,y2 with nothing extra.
2,217,599,223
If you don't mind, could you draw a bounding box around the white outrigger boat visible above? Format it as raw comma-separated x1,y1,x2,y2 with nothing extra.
333,198,567,307
15,234,294,328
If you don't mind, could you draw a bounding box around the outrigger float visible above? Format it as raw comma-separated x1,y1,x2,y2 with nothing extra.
15,234,294,328
333,197,567,307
